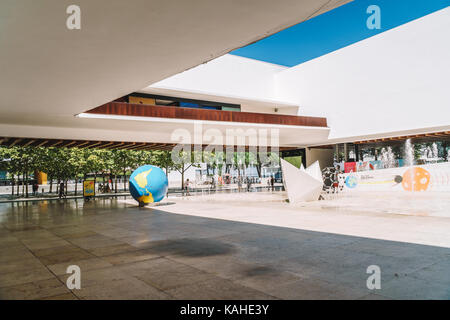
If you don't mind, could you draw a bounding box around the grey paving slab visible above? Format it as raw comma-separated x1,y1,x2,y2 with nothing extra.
261,277,368,300
378,276,450,299
47,257,113,276
22,239,71,251
73,277,170,300
42,292,79,300
87,243,140,257
0,236,22,248
0,257,45,275
0,266,55,288
165,278,276,300
57,266,129,289
407,257,450,284
129,258,217,290
0,249,36,263
101,250,161,265
31,244,88,257
68,234,125,250
0,278,69,300
232,267,307,293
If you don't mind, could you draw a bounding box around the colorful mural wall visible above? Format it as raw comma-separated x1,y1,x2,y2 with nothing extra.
339,162,450,192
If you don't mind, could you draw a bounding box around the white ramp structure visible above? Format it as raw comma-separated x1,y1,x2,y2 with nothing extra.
305,161,323,184
280,159,323,203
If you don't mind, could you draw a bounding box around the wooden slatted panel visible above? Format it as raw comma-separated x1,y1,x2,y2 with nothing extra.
86,102,328,127
0,136,300,151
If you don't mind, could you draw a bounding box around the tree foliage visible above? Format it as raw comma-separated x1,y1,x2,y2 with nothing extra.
0,146,279,197
0,146,180,197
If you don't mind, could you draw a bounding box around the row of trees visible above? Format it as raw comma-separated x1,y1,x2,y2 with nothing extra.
0,146,280,198
0,147,179,198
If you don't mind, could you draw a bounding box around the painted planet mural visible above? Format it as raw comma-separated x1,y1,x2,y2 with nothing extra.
345,175,358,188
401,167,430,192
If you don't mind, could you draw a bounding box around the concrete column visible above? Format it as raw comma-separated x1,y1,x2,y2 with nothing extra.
343,143,348,162
443,141,448,161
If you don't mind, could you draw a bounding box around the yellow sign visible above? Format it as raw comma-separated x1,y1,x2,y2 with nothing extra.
37,171,47,185
83,181,95,197
128,96,156,105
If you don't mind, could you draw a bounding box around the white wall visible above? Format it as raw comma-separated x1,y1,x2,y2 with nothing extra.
148,54,288,105
275,7,450,140
241,105,299,115
142,8,450,144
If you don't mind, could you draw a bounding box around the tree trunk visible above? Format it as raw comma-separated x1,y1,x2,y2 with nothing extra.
49,178,53,193
94,173,97,193
22,172,25,197
181,169,184,190
65,180,68,196
256,164,261,178
11,175,15,196
114,174,117,193
16,175,20,195
74,178,77,196
123,168,127,191
25,166,29,198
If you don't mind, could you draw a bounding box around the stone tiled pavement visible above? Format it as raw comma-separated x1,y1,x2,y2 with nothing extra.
0,199,450,299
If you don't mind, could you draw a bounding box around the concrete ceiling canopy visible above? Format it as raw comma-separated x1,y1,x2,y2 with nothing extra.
0,0,349,143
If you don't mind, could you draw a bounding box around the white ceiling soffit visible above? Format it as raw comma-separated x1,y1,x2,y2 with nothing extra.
0,0,351,130
305,125,450,147
0,120,331,147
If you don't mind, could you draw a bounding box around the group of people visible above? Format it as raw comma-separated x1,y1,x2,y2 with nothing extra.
183,175,276,196
238,176,255,192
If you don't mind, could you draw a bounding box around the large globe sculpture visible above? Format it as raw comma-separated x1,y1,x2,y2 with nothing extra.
129,165,168,205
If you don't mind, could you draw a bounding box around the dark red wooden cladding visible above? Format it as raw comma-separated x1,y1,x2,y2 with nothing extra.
86,102,328,127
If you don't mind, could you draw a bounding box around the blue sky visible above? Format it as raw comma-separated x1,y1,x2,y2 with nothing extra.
231,0,449,67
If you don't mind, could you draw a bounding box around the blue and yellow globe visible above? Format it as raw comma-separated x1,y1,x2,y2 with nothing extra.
129,165,168,204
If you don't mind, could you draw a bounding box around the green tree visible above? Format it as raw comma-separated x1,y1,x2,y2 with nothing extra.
153,150,174,177
84,149,104,192
67,148,87,195
172,150,201,189
0,147,18,197
39,148,61,194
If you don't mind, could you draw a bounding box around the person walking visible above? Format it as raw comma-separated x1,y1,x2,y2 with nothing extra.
246,177,252,192
184,178,191,196
32,182,39,196
270,176,275,192
59,182,65,199
211,177,215,191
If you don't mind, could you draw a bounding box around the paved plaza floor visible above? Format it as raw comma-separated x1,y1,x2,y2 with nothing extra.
0,192,450,299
